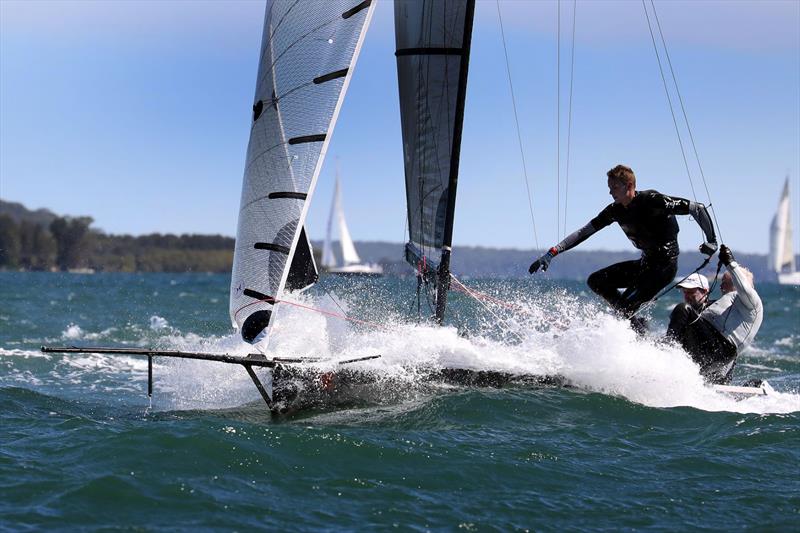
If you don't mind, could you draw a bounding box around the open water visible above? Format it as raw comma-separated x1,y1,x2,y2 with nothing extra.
1,271,798,530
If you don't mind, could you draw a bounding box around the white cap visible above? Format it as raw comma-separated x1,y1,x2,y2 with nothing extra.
677,273,709,291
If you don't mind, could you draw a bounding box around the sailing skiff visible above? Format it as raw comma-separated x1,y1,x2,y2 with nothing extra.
43,0,775,412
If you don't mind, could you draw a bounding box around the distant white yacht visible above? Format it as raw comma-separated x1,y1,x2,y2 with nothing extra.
768,176,800,285
321,173,383,276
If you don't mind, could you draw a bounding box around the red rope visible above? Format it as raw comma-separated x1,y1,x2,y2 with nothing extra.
449,276,526,311
235,295,389,331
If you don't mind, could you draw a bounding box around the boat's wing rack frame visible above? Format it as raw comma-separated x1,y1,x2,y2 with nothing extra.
41,346,380,408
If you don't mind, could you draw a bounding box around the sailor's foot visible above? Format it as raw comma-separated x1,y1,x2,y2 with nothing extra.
630,316,648,336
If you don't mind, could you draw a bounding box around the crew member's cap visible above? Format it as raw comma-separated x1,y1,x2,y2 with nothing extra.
677,273,709,291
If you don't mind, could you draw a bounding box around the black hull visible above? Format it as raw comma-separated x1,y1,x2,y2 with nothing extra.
269,364,569,416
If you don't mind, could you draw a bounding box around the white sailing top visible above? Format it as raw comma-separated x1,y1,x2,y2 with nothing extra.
700,261,763,351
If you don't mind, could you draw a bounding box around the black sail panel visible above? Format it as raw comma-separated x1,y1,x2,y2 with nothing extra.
395,0,474,322
395,0,473,267
286,226,319,291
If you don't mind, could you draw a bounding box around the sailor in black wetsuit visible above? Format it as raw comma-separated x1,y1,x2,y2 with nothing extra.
529,165,718,328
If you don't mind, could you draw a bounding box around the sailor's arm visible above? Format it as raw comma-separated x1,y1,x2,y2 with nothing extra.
720,246,761,311
554,222,599,254
529,215,605,273
660,194,718,255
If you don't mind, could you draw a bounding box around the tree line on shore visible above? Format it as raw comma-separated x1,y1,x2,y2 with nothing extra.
0,214,234,272
0,201,782,279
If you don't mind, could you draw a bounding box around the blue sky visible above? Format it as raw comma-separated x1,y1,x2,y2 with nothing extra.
1,0,798,255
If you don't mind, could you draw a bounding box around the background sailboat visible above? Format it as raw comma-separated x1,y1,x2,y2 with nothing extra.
321,173,383,276
769,177,800,285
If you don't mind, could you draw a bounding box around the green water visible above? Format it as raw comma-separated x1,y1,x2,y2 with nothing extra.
1,272,798,530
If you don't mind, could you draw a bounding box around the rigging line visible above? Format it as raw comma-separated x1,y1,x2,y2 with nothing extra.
496,0,539,249
450,282,534,316
649,0,725,243
449,274,525,343
563,0,577,240
450,283,521,311
628,255,712,319
641,0,698,203
240,294,390,331
319,283,350,320
556,1,562,238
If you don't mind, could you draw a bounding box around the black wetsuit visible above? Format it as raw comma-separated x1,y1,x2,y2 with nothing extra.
552,190,715,317
588,190,690,316
665,302,737,384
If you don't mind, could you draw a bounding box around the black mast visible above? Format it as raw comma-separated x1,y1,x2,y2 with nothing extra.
435,0,475,325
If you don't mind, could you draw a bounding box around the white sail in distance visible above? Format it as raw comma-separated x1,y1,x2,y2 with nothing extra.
322,174,362,268
769,177,795,274
230,0,375,345
768,177,800,284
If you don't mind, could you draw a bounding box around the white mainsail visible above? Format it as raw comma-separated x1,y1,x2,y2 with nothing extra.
230,0,375,344
769,177,800,285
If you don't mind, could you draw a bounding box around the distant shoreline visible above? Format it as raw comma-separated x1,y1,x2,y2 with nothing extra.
1,199,791,281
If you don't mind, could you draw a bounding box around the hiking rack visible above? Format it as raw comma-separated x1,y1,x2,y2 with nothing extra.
41,345,380,408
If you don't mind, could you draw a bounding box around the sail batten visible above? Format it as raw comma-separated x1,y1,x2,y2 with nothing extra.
395,47,464,56
230,0,375,345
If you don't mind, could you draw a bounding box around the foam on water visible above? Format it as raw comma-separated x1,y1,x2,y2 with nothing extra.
61,324,118,341
6,286,798,415
62,324,84,339
139,289,799,415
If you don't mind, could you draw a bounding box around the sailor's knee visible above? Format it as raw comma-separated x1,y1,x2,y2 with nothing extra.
587,271,603,292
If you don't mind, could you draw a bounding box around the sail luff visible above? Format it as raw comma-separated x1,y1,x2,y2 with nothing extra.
272,1,376,312
439,0,475,254
434,0,475,324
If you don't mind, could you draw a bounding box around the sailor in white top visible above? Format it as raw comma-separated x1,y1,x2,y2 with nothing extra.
665,245,763,384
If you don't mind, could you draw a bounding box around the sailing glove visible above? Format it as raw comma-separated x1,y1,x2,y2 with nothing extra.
719,244,734,266
699,241,718,256
529,247,557,274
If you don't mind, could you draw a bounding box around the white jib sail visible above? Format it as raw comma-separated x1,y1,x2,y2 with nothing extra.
230,0,375,345
769,177,795,273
